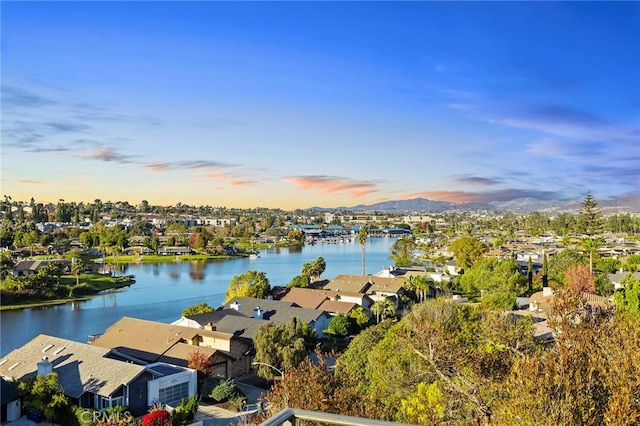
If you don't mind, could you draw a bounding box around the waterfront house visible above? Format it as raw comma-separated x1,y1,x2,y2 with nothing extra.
279,287,372,316
90,317,251,378
220,297,332,338
0,334,197,414
323,275,406,309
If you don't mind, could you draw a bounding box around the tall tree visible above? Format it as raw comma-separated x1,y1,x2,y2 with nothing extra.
253,318,316,379
224,270,270,302
390,236,415,267
358,225,369,275
71,258,85,286
578,192,604,274
449,236,486,270
372,298,396,323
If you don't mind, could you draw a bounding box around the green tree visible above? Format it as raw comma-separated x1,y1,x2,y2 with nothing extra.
286,228,304,245
578,191,604,237
287,274,310,288
182,302,214,317
390,236,415,267
15,373,69,422
1,250,15,279
71,258,85,286
358,225,369,275
224,270,270,302
325,313,351,337
547,249,585,287
301,256,326,281
372,298,396,323
614,274,640,316
458,258,527,309
253,318,316,379
398,381,446,425
449,236,486,270
348,305,371,330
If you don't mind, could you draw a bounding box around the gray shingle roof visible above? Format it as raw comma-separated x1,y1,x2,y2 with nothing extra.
0,334,146,398
222,297,326,324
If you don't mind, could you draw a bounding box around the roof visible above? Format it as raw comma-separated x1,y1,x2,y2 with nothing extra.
529,289,612,313
158,343,234,366
222,297,327,324
317,299,358,315
91,317,235,364
186,309,247,326
323,275,372,293
214,316,270,341
0,334,146,398
280,288,363,313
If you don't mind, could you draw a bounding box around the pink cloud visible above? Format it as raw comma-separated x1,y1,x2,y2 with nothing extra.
283,175,378,198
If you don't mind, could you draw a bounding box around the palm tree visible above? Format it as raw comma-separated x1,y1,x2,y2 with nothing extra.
358,225,369,275
372,298,396,323
71,258,85,286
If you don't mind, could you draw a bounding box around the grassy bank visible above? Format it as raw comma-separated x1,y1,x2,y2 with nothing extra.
0,273,135,311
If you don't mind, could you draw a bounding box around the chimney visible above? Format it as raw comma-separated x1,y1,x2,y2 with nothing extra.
37,356,53,376
230,301,242,312
253,306,263,320
204,322,215,331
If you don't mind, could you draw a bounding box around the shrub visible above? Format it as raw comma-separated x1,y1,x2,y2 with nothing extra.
141,409,171,426
209,378,237,402
170,396,199,425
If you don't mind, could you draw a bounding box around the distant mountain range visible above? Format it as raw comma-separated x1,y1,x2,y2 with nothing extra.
309,195,640,214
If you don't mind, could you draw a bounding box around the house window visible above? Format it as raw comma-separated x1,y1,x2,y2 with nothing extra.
158,382,189,407
99,396,124,409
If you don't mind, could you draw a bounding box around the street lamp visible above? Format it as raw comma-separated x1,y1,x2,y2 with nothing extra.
252,362,287,407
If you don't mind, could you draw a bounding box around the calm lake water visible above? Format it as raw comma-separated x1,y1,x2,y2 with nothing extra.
1,238,396,356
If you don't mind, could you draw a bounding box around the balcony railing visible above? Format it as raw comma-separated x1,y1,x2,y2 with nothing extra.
259,408,410,426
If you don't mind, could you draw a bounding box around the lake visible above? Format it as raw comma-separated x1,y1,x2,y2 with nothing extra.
1,237,397,356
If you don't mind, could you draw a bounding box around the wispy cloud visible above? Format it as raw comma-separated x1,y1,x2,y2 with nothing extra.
450,174,501,186
15,179,46,184
404,188,562,203
194,171,257,186
1,86,56,108
146,160,235,172
78,145,135,164
284,175,379,197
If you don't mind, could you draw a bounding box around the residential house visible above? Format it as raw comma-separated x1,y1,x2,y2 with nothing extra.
90,317,251,379
279,287,371,316
323,275,406,309
220,297,332,338
11,259,70,277
606,271,640,290
0,334,197,414
157,247,193,256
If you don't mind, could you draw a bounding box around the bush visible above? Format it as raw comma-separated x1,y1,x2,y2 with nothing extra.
170,396,199,425
226,395,247,412
209,378,237,402
141,409,171,426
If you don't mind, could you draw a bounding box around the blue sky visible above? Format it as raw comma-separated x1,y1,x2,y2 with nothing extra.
2,1,639,209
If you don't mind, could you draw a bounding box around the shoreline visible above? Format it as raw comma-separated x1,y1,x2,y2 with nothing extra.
0,277,135,312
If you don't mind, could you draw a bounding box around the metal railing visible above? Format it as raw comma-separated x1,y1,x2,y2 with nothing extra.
259,408,411,426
